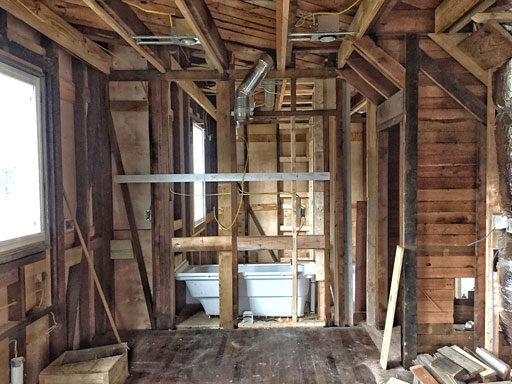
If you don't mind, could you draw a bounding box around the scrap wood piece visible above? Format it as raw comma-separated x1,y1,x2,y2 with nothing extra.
380,245,404,370
411,365,440,384
413,354,461,384
438,346,485,378
431,353,467,381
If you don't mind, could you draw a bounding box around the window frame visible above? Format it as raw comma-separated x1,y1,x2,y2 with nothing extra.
192,122,206,226
0,57,49,258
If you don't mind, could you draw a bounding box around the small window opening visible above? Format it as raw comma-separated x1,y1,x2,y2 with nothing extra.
193,123,206,224
0,62,45,255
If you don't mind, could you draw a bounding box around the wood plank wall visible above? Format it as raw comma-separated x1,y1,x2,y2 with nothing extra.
376,33,485,352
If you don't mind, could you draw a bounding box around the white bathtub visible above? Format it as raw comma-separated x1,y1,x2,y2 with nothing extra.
176,263,315,317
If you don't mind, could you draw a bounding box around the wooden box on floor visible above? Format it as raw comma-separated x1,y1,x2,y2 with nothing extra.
39,343,128,384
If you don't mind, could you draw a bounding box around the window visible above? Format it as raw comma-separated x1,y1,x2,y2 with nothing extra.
193,123,206,224
0,62,45,255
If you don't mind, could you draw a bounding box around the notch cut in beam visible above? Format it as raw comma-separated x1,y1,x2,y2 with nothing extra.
115,172,330,183
419,49,486,123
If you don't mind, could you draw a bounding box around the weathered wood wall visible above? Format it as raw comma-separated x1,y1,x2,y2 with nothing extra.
375,3,485,353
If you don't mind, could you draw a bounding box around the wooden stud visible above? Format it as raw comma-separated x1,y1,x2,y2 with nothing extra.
401,34,419,368
291,78,298,322
332,79,345,326
149,79,174,329
45,44,67,360
217,80,238,328
355,201,367,318
276,0,290,71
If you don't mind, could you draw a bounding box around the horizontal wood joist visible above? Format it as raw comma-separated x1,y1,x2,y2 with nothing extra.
109,67,341,82
0,0,111,73
115,172,330,183
419,49,486,123
172,235,326,252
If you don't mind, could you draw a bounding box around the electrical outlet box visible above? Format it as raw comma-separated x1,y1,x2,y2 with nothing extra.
492,214,508,230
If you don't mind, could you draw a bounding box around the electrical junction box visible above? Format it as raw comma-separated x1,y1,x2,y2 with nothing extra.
316,14,339,33
492,213,509,230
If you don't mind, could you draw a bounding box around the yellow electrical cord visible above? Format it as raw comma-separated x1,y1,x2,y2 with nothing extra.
122,0,175,28
311,0,362,25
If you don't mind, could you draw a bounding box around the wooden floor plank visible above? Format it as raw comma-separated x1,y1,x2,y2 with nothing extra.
117,328,402,383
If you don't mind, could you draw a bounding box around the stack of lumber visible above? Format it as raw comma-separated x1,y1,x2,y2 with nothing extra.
387,345,512,384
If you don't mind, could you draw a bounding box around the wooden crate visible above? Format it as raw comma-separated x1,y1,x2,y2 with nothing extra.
39,343,128,384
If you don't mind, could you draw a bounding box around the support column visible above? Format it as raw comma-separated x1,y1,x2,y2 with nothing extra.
217,80,238,328
366,101,378,328
149,79,174,329
401,33,419,368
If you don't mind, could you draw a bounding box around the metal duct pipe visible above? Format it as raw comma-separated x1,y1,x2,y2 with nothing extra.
234,53,273,123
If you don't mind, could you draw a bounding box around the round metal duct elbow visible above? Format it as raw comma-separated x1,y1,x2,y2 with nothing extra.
235,53,273,123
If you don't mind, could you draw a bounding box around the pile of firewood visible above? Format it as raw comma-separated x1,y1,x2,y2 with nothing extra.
386,345,511,383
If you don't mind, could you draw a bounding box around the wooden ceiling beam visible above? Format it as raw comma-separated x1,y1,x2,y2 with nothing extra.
368,0,401,33
337,0,387,68
83,0,217,119
434,0,479,33
174,0,230,72
338,68,385,105
351,36,405,89
346,52,398,98
419,49,486,123
82,0,166,73
472,11,512,24
0,0,111,73
110,67,341,81
428,33,488,85
276,0,290,71
448,0,495,33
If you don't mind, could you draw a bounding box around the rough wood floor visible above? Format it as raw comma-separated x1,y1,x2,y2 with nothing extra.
123,327,406,384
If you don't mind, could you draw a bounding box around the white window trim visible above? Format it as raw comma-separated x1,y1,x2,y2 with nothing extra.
0,61,47,256
192,123,206,226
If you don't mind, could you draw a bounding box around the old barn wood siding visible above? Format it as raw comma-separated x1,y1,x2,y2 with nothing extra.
375,19,484,351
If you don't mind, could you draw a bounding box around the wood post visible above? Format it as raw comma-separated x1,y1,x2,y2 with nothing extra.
342,79,353,326
291,78,298,322
332,79,346,326
366,101,378,328
355,201,367,319
401,33,419,368
73,59,94,347
45,43,67,359
149,79,174,329
217,80,238,328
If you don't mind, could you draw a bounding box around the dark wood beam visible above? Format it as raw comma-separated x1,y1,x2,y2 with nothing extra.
149,79,174,329
402,33,419,369
419,49,486,123
252,109,337,117
175,0,230,71
109,68,341,82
